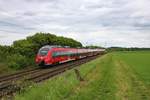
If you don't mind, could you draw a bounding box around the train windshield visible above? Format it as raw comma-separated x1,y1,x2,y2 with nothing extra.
38,48,49,56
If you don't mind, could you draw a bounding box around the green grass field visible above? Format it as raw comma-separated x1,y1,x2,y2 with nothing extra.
15,51,150,100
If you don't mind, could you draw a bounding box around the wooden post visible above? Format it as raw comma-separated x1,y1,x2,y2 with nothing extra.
74,69,84,81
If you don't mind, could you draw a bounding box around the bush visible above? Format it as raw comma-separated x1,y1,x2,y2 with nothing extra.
7,54,29,70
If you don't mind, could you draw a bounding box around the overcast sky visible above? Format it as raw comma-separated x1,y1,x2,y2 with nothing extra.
0,0,150,47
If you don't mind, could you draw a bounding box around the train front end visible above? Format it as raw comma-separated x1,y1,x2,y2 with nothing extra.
35,46,53,66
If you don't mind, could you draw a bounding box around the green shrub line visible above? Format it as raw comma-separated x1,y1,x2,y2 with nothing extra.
7,54,30,70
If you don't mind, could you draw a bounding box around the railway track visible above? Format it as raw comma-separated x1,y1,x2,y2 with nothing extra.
0,54,103,98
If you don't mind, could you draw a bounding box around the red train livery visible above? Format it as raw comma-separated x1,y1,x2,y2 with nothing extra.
35,45,105,66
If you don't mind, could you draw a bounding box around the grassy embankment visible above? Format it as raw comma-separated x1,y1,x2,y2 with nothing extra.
15,51,150,100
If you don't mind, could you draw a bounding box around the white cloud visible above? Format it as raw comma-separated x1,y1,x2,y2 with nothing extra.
0,0,150,47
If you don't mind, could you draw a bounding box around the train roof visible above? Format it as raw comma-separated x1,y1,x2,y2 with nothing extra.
40,45,62,49
40,45,106,51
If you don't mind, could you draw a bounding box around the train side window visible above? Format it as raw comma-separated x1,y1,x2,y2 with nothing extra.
52,51,72,57
52,52,58,57
52,51,62,57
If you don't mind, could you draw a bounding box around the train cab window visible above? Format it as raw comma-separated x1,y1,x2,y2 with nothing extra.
38,48,49,56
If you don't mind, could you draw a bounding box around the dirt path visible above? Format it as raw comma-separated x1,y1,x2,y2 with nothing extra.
114,53,150,100
65,54,116,100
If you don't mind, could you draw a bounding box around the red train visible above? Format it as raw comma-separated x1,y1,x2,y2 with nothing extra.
35,45,105,66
